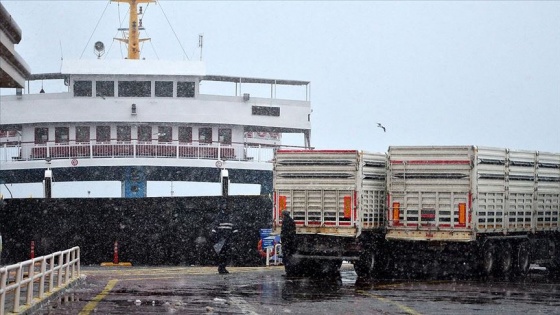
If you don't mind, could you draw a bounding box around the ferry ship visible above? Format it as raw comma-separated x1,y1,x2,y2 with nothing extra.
0,0,312,198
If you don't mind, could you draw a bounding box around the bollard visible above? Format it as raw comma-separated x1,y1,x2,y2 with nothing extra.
113,241,119,264
30,240,35,259
101,241,131,267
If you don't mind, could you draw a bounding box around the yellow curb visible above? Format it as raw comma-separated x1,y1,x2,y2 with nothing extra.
100,262,133,267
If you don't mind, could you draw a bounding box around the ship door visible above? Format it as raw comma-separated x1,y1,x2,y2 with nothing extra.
122,167,147,198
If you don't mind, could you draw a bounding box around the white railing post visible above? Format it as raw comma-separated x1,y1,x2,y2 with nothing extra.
1,267,7,313
39,257,46,299
76,247,80,277
57,252,63,287
26,260,34,305
274,243,282,265
64,251,70,283
13,264,22,312
48,254,55,292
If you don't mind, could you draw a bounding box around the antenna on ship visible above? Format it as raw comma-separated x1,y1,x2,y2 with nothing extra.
199,34,203,61
113,0,155,60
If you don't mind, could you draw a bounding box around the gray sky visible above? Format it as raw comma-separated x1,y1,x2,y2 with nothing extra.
2,0,559,154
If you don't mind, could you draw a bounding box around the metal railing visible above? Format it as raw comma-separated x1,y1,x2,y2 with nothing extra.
0,247,81,315
0,142,277,164
266,243,283,266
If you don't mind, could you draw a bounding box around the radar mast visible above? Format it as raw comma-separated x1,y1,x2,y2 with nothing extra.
113,0,155,59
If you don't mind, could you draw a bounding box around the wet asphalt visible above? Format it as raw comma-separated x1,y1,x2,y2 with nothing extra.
33,264,560,315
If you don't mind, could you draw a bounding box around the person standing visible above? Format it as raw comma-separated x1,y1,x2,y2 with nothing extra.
211,200,238,274
280,210,296,265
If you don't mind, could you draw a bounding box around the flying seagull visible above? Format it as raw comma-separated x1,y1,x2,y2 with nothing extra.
377,123,386,132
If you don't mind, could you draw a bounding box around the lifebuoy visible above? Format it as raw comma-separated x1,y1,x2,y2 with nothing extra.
257,239,275,258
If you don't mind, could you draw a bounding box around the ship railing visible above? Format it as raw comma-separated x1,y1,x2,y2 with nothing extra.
0,142,276,163
0,247,81,315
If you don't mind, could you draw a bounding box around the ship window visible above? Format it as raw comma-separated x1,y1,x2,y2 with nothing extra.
96,126,111,143
117,126,132,142
74,80,92,97
118,81,151,97
96,81,114,98
252,106,280,117
177,81,195,98
179,127,192,143
34,128,49,144
158,126,172,143
55,127,69,144
198,127,212,144
218,129,232,145
155,81,173,97
138,126,152,142
76,126,90,143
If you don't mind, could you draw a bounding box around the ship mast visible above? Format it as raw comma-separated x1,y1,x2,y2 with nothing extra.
113,0,155,60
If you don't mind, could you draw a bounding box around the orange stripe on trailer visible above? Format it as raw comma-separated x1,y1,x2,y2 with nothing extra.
279,195,287,211
392,202,400,223
343,195,352,219
458,203,467,225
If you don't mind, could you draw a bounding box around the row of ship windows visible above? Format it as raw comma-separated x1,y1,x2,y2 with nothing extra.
33,126,232,145
74,80,196,98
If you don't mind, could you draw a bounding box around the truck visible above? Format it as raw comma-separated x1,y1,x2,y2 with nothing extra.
271,150,387,278
386,146,560,278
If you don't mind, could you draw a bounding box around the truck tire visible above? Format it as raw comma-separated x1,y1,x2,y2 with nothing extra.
546,238,560,278
513,241,530,278
481,242,496,277
496,241,513,277
354,250,376,278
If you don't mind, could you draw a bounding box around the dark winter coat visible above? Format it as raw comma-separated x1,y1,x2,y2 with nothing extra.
211,210,238,254
280,210,296,257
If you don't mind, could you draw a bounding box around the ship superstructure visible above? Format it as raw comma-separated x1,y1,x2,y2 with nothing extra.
0,0,311,198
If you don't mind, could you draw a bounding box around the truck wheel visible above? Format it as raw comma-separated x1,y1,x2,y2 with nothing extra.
354,251,376,278
497,242,513,277
546,239,560,278
481,242,496,276
513,241,530,278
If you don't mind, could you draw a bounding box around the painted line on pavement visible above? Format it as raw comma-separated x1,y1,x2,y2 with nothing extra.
229,296,260,315
357,290,422,315
78,279,119,315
